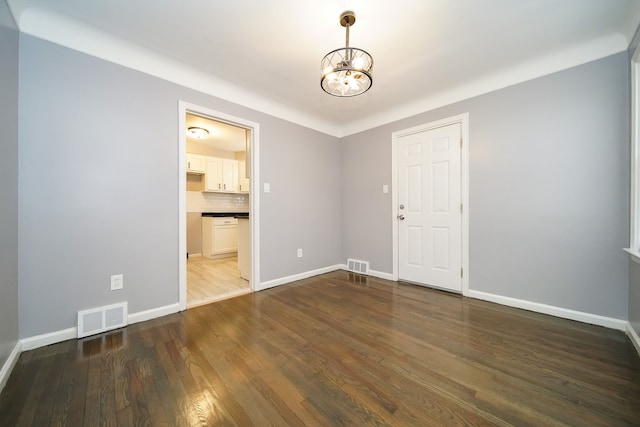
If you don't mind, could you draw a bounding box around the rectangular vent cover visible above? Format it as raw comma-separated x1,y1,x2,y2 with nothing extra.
347,258,369,275
78,302,128,338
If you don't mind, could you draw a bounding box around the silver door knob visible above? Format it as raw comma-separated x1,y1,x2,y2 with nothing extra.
397,214,405,220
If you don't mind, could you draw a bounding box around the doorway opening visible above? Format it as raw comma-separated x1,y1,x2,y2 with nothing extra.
178,102,260,311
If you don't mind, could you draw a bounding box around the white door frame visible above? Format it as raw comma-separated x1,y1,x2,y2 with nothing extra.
391,113,469,296
178,101,260,311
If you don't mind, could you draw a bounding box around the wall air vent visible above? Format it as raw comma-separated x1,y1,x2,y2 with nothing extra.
77,302,128,338
347,258,369,275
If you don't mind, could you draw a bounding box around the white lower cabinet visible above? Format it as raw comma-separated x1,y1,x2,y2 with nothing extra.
202,217,238,258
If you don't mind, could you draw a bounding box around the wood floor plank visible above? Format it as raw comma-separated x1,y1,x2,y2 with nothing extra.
11,344,60,426
50,342,89,427
1,270,639,426
99,340,117,427
83,338,102,427
30,341,74,426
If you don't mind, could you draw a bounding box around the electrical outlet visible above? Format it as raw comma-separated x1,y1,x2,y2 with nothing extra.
110,274,123,291
297,248,303,258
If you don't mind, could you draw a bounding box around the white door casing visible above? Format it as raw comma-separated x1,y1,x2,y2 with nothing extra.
392,114,469,294
178,101,260,311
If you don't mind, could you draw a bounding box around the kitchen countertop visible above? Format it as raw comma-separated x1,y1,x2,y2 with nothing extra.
201,212,248,218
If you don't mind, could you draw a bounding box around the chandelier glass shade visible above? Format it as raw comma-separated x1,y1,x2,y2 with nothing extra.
321,11,373,97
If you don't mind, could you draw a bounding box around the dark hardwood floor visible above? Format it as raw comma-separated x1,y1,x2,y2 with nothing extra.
1,270,639,426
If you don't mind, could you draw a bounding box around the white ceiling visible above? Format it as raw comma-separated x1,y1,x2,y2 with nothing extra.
186,113,247,152
7,0,640,137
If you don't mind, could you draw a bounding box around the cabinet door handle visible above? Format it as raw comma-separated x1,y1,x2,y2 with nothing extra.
218,183,221,189
188,161,191,169
224,184,226,189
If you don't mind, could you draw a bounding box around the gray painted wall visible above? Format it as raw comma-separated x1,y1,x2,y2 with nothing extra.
342,52,630,320
19,35,341,338
14,31,633,337
0,2,20,373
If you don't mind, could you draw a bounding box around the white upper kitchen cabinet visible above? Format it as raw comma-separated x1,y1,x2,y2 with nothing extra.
238,159,250,193
204,157,238,192
222,159,238,192
186,153,206,174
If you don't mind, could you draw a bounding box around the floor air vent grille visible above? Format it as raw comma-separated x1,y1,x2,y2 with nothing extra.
347,259,369,275
78,302,128,338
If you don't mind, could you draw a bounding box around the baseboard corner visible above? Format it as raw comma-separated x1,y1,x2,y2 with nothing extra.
626,322,640,357
0,341,22,394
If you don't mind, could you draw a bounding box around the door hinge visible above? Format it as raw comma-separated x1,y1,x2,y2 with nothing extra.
460,203,463,214
460,138,463,148
461,268,463,278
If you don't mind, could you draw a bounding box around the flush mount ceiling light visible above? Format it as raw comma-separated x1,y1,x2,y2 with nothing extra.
321,11,373,97
187,126,209,139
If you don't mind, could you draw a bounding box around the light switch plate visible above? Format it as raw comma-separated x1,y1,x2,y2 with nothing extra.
383,185,389,193
110,274,123,291
264,183,271,193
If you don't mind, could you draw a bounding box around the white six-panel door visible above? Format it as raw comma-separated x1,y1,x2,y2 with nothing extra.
397,123,462,292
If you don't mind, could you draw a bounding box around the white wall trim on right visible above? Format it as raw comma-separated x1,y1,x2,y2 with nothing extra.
627,322,640,356
468,289,627,331
628,46,640,255
0,341,22,394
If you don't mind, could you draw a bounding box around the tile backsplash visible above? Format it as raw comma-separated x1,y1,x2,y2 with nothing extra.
187,191,249,213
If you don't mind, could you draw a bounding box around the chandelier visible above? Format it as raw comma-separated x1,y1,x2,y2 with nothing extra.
321,11,373,97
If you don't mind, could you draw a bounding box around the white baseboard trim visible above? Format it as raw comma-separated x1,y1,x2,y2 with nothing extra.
337,264,394,281
20,327,77,351
128,303,180,325
366,269,394,281
0,341,22,394
467,290,626,331
19,303,181,352
626,322,640,356
257,264,343,291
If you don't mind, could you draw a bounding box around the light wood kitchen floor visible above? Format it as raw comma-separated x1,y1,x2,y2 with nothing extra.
187,255,250,307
